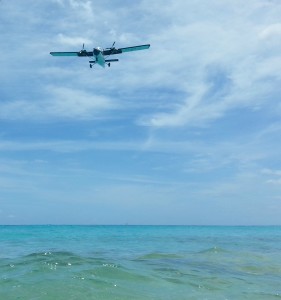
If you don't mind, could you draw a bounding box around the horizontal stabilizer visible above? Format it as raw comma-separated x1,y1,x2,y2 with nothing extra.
105,59,119,62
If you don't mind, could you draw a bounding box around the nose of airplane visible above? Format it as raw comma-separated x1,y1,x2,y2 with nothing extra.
93,47,101,56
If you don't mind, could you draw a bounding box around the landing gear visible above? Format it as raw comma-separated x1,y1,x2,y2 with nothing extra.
89,64,92,68
108,63,111,67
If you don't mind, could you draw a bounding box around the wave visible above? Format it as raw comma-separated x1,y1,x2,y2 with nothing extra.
134,252,183,261
196,246,229,255
1,251,110,270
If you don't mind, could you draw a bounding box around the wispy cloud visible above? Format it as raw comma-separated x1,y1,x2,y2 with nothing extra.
56,34,92,47
131,1,281,129
0,87,117,120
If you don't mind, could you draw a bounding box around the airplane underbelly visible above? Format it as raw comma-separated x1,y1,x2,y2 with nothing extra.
97,53,105,68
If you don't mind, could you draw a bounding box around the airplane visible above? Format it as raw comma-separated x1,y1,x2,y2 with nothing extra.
50,42,150,69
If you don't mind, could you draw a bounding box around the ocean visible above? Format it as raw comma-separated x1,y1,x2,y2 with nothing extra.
0,226,280,299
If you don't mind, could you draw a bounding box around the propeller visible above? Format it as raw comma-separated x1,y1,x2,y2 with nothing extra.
78,43,89,57
106,41,116,50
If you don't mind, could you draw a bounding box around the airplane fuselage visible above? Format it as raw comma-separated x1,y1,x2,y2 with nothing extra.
93,47,106,68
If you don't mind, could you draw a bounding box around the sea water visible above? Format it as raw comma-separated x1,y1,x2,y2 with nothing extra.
0,226,280,299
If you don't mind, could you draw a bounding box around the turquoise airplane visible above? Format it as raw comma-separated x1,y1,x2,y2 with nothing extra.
50,42,150,69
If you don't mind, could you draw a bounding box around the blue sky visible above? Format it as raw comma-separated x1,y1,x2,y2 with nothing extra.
1,0,281,225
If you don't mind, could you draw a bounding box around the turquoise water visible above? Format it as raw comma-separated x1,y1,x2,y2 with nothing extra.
0,226,281,299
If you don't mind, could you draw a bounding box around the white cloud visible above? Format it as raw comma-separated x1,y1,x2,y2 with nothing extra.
261,168,281,176
47,86,116,119
262,168,281,185
267,179,281,185
259,23,281,39
129,1,281,129
56,34,92,47
0,87,117,120
0,139,142,153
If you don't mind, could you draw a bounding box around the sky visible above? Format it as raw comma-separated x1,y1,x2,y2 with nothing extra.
1,0,281,225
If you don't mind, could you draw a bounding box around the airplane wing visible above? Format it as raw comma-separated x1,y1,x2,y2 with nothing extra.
120,44,151,53
50,51,93,57
102,44,150,56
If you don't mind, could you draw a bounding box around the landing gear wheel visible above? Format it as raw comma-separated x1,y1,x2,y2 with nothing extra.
90,64,92,68
108,63,111,67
